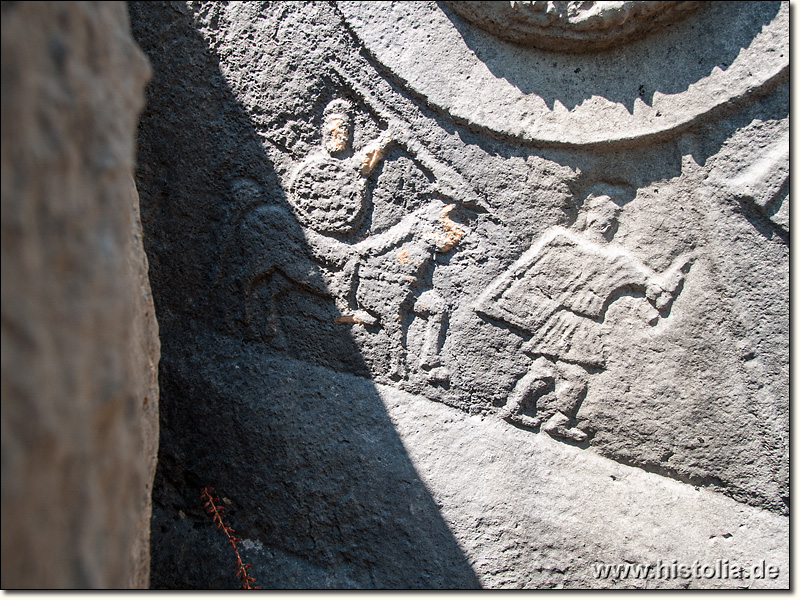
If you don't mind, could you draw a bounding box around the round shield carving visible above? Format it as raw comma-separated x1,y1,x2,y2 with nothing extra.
289,155,367,234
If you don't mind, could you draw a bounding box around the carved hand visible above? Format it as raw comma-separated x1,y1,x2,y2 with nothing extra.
646,282,674,313
385,119,407,145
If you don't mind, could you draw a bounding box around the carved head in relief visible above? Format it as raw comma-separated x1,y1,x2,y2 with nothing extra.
322,98,353,155
575,184,627,242
583,194,620,242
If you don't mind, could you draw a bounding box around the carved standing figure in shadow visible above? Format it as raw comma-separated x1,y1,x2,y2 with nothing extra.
218,98,467,381
475,187,693,442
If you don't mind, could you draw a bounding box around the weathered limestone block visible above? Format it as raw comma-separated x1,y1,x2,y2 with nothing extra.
1,1,156,589
130,0,787,589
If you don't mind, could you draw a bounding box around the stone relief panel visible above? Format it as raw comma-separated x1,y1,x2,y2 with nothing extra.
197,1,787,515
131,3,788,564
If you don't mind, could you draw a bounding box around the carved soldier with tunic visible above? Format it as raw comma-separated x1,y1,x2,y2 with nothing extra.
292,99,466,380
475,188,692,442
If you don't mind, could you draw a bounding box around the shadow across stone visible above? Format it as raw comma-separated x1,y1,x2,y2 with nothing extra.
128,1,480,589
438,1,780,113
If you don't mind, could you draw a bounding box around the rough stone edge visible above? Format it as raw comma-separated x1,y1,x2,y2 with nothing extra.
127,174,161,589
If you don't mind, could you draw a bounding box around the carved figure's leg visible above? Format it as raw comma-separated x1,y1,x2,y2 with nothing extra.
245,271,290,349
554,370,588,423
501,356,556,428
346,263,379,327
542,411,588,443
542,363,589,442
419,310,443,369
413,290,449,382
327,257,358,315
385,312,406,381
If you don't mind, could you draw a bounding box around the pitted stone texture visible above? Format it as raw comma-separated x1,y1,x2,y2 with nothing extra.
130,0,787,589
1,2,156,589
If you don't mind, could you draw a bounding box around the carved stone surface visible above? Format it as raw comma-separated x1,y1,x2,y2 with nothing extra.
129,0,787,589
339,1,788,145
446,1,701,52
1,2,157,589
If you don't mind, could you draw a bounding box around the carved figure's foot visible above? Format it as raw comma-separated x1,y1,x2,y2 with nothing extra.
255,319,287,349
420,355,442,370
334,310,378,327
542,412,587,443
425,366,450,384
352,310,378,326
504,411,542,430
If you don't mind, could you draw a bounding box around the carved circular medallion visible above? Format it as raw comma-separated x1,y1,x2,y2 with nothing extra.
289,156,366,234
337,1,788,146
445,1,700,53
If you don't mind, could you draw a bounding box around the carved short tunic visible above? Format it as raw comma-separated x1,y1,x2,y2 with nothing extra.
475,227,652,368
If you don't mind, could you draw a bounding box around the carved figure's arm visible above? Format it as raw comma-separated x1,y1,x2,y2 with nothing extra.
358,120,404,176
352,214,417,257
353,198,464,256
302,228,352,269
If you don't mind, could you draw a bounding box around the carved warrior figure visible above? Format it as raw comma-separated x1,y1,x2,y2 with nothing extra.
287,99,393,234
290,99,466,381
475,191,692,442
225,99,466,380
